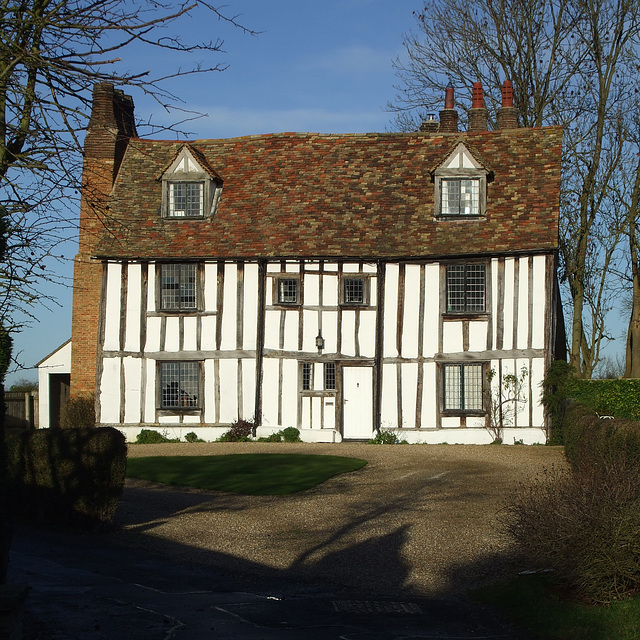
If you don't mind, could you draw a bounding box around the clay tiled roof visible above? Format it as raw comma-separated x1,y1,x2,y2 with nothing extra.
95,126,562,260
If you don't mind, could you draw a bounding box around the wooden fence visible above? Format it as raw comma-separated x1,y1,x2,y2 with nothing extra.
4,391,39,429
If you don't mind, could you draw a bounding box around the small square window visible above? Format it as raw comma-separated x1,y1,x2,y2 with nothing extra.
160,263,198,311
160,361,200,408
277,278,300,304
168,181,204,217
443,363,484,412
342,277,368,305
446,263,486,313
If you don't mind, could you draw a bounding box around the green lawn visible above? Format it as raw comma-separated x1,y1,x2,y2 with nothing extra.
126,453,367,495
473,573,640,640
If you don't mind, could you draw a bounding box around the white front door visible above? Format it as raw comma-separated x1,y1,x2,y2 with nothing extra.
342,366,374,439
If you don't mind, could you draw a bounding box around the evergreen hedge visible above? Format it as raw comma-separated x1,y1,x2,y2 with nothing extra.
6,427,127,528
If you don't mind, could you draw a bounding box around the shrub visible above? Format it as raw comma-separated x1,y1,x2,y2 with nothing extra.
367,430,407,445
6,427,127,528
258,432,283,442
563,402,640,476
502,464,640,604
541,360,576,444
60,394,96,429
184,431,204,443
135,429,178,444
281,427,301,443
217,419,254,442
257,427,301,443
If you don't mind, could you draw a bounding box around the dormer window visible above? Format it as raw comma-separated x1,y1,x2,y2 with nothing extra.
434,143,489,218
440,178,480,216
168,181,204,218
160,145,222,219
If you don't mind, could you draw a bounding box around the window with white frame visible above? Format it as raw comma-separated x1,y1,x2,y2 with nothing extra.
160,263,198,311
443,363,484,412
341,276,368,306
160,361,200,408
446,263,486,313
276,277,300,305
167,181,204,217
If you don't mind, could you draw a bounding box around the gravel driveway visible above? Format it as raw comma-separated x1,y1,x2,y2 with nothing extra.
118,442,565,597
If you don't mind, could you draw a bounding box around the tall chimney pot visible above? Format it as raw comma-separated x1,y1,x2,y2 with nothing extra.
469,82,488,131
497,79,519,129
439,86,458,133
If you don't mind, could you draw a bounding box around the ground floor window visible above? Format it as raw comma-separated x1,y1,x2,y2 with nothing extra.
302,362,313,390
443,363,484,411
324,363,336,390
301,361,338,392
160,361,200,408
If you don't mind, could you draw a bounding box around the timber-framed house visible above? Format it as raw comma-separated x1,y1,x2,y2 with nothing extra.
70,81,565,444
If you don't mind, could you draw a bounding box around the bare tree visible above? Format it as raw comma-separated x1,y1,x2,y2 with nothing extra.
389,0,640,377
0,0,255,340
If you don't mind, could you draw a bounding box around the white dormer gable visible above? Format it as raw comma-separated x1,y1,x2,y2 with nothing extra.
160,145,222,219
166,146,206,177
441,143,483,171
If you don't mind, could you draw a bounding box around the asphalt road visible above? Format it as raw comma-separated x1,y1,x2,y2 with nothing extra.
8,524,531,640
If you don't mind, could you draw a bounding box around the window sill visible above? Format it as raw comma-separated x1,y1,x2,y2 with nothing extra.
158,408,201,415
441,410,486,417
436,214,485,220
442,312,489,320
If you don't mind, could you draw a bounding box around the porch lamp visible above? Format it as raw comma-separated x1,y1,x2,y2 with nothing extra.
315,333,325,351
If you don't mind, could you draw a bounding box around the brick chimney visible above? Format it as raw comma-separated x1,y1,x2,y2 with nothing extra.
420,113,439,133
439,86,458,133
468,82,488,131
71,83,137,399
497,80,519,130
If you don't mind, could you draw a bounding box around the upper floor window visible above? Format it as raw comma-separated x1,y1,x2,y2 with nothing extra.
160,361,200,409
168,181,204,218
446,263,486,313
443,363,484,412
160,145,222,220
276,277,300,305
440,178,480,216
433,143,489,218
160,263,198,311
341,276,369,306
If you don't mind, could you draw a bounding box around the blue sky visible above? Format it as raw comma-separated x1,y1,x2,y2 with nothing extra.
7,0,419,385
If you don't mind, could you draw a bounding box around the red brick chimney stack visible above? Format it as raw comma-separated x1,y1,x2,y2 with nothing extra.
71,83,136,398
497,80,519,130
468,82,488,131
439,85,459,133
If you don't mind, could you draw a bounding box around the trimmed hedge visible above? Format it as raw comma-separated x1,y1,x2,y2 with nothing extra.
563,402,640,474
542,361,640,443
6,427,127,528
